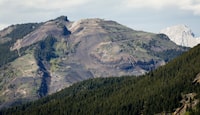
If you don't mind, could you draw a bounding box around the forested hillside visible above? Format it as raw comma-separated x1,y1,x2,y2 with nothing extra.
1,44,200,115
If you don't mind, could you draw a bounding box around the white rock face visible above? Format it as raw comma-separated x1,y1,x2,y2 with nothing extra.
160,25,200,47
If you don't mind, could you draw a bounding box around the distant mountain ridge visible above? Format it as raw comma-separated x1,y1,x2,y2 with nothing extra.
160,24,200,47
0,16,187,108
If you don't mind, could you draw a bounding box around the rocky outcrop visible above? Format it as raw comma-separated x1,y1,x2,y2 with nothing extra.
174,93,199,115
193,73,200,84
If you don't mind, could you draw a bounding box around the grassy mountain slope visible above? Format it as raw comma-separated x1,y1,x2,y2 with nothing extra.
0,23,40,66
0,23,43,108
1,44,200,115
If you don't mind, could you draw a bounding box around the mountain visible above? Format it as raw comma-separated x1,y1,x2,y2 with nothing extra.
1,44,200,115
160,24,200,47
0,16,187,108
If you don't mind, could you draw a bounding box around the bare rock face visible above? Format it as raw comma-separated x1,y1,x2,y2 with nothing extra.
0,25,16,44
0,16,187,108
160,25,200,47
0,25,16,38
193,73,200,84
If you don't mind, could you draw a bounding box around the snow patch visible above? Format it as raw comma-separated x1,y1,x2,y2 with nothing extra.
160,24,200,47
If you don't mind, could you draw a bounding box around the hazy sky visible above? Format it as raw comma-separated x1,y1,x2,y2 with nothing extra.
0,0,199,36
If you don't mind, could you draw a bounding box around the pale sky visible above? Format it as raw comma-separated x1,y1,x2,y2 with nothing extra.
0,0,199,36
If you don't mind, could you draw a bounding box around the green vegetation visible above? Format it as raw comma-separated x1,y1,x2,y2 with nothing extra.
1,44,200,115
54,39,68,57
0,23,41,102
152,49,185,61
33,36,58,97
142,35,188,62
0,23,40,66
0,52,40,104
34,36,57,61
0,42,18,66
6,23,39,39
0,33,64,100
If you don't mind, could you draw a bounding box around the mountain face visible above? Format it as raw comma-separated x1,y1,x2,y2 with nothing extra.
0,16,187,108
160,24,200,47
1,44,200,115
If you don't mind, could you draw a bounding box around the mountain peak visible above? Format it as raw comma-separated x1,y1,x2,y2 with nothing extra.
54,16,69,22
160,24,200,47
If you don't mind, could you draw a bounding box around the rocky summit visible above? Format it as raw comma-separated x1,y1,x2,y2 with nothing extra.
160,24,200,47
0,16,187,108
